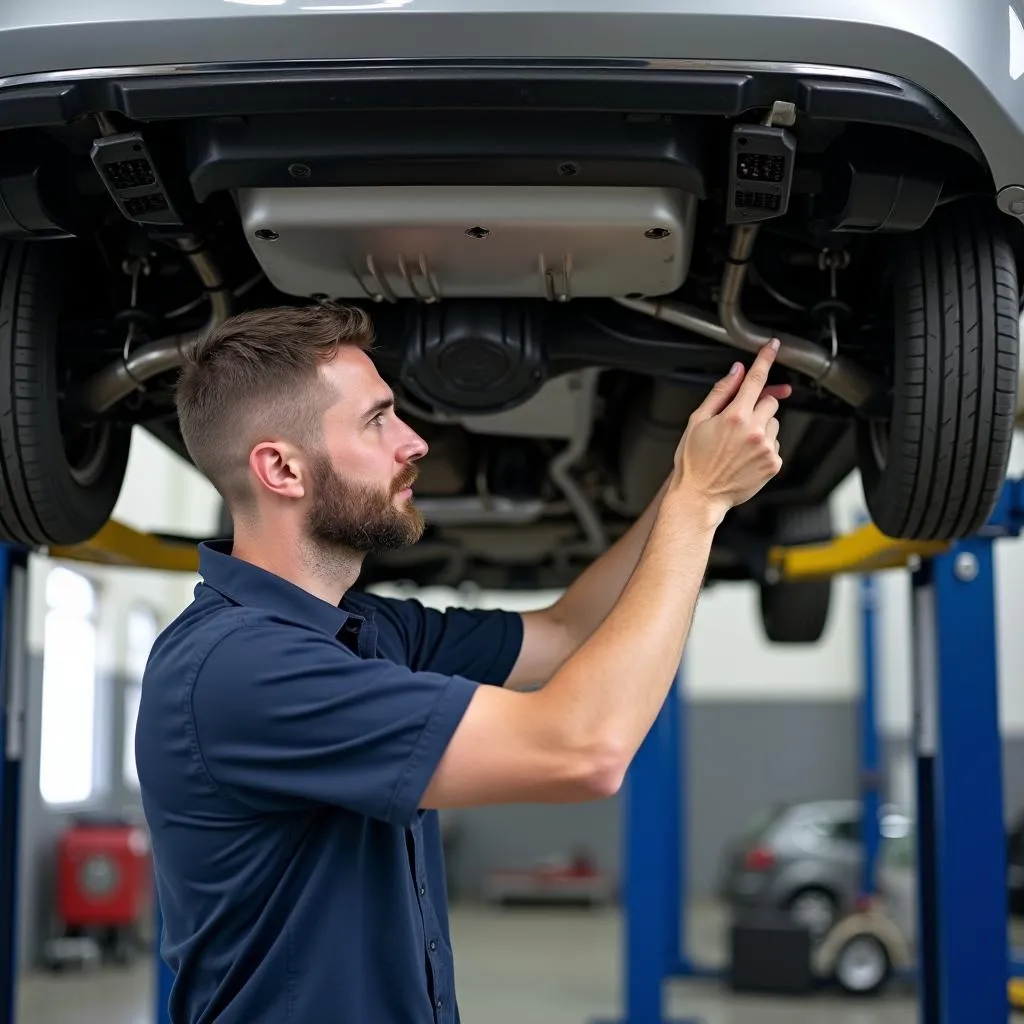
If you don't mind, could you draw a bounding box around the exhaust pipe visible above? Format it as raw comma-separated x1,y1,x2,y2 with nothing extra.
77,237,232,416
616,227,882,410
720,224,879,407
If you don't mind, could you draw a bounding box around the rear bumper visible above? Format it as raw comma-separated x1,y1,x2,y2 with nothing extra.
1,2,1022,195
721,870,776,905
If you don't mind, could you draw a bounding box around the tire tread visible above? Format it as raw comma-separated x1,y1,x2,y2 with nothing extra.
860,205,1019,540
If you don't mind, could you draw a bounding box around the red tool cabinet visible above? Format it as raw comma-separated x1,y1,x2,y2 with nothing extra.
56,819,151,928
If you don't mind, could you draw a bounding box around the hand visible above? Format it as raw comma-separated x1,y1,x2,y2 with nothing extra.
670,340,789,523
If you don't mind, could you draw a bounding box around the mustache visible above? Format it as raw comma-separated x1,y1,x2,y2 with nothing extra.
391,465,419,494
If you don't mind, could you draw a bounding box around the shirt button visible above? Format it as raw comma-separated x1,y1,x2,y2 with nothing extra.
435,999,443,1010
419,886,426,896
429,940,437,951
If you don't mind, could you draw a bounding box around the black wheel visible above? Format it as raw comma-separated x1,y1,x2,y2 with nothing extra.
0,240,132,547
759,503,833,644
857,203,1020,540
784,885,839,940
833,934,891,996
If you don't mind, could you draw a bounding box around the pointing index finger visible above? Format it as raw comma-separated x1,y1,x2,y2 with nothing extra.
734,339,780,409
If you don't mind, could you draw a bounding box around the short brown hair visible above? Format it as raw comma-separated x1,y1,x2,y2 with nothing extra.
175,303,373,513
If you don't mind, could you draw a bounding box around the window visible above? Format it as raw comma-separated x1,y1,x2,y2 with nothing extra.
39,567,99,806
123,604,160,790
803,814,859,844
829,818,862,843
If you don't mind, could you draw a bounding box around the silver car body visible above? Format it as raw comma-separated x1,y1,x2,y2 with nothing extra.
721,800,863,928
1,0,1023,214
721,800,912,937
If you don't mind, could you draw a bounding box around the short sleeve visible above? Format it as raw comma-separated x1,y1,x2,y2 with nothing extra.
356,594,524,683
189,621,479,826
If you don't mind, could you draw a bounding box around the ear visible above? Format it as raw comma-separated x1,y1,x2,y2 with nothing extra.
249,441,306,501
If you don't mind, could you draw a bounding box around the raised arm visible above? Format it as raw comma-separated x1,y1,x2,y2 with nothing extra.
420,341,784,809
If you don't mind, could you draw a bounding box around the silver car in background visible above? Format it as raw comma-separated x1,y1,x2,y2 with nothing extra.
720,800,910,939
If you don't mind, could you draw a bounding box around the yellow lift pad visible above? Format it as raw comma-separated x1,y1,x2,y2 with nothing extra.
768,521,949,582
1010,976,1024,1010
50,519,200,574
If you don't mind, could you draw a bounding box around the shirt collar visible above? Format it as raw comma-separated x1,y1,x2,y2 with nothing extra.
197,540,369,637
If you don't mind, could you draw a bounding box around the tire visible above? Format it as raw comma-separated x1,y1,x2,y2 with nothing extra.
784,886,839,940
759,503,833,644
833,934,891,996
857,203,1020,540
0,240,132,547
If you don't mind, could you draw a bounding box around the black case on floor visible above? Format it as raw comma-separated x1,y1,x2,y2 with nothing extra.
727,908,814,994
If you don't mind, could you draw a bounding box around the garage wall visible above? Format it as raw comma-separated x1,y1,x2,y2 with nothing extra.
14,423,1024,967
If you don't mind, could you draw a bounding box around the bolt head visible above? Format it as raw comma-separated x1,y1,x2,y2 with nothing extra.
953,551,978,582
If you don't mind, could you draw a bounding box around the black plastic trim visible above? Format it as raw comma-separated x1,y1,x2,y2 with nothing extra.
186,110,709,201
0,64,984,166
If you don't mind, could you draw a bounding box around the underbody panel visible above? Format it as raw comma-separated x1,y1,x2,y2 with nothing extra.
237,185,697,302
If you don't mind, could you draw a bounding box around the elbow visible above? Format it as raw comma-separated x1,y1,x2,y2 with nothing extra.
583,761,626,799
573,737,628,800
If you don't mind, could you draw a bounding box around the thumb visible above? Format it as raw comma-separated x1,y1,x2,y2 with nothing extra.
691,362,744,421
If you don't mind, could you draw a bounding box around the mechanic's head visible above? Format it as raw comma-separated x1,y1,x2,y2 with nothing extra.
176,302,428,553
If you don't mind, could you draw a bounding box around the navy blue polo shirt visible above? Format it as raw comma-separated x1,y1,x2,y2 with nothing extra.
135,540,524,1024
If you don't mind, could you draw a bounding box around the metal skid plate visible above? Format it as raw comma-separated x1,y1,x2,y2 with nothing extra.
236,185,696,302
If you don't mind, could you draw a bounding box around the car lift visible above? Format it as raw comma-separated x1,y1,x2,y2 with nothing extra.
0,483,1021,1024
598,477,1024,1024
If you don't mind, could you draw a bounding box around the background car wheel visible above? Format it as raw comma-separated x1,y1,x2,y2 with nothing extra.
759,503,833,644
833,934,891,996
0,240,132,547
857,203,1020,541
785,886,838,940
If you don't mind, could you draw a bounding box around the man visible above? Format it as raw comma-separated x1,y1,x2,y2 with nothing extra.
136,302,789,1024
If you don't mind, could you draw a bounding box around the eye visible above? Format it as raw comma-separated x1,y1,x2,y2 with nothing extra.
369,411,386,427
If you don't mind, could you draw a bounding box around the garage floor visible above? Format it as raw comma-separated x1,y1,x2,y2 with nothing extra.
14,900,979,1024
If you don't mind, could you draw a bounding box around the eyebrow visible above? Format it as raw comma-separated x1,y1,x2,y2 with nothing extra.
362,396,395,420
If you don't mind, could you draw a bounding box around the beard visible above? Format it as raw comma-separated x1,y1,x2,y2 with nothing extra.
305,454,425,554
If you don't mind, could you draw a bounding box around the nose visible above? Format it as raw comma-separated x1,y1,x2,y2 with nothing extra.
396,422,428,463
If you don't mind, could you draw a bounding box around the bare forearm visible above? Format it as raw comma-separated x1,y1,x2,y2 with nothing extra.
548,476,670,647
536,489,717,779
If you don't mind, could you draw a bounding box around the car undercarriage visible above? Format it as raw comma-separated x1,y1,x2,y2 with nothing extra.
0,53,1020,643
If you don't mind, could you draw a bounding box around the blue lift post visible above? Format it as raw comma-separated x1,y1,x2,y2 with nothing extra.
601,476,1024,1024
0,545,27,1024
909,477,1024,1023
594,663,704,1024
857,572,882,901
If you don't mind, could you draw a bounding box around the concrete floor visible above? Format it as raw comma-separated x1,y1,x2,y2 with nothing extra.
9,901,958,1024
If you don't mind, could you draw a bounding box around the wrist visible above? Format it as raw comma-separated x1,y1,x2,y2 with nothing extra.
661,482,727,534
